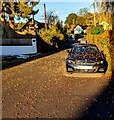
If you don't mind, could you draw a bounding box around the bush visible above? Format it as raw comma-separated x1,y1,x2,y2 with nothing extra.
91,25,104,35
85,29,112,76
38,26,64,50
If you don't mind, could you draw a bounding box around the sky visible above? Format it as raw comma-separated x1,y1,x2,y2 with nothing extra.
33,1,94,23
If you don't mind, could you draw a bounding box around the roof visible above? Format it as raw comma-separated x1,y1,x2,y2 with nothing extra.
19,19,45,31
74,25,84,31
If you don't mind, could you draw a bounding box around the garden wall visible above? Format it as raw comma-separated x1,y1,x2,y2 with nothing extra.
0,38,37,56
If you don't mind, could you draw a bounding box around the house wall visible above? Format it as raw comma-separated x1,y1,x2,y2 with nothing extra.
0,38,37,56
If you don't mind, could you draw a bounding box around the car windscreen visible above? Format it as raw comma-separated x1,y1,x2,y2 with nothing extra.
85,46,99,54
72,45,99,54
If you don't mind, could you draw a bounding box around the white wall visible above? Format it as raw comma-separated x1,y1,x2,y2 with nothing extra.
1,38,37,56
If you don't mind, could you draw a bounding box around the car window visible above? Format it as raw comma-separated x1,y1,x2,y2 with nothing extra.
85,46,99,54
72,45,99,54
72,46,84,53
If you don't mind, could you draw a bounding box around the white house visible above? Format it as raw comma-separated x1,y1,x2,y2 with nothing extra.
74,25,84,34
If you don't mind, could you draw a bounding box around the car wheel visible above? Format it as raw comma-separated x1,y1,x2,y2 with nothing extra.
66,66,73,74
66,66,69,72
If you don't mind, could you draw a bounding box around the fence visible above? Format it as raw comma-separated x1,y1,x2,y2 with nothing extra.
1,38,32,46
0,38,37,56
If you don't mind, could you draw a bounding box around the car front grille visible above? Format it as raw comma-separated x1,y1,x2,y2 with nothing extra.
76,62,95,66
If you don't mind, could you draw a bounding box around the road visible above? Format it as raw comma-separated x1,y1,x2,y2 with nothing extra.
2,50,114,119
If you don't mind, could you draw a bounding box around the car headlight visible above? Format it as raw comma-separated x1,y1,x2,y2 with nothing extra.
96,61,104,64
67,60,75,64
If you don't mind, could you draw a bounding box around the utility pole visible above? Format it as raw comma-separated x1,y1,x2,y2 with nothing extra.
94,0,96,26
44,2,47,30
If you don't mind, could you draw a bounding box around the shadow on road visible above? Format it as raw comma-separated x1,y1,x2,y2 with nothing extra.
2,51,59,70
78,76,114,120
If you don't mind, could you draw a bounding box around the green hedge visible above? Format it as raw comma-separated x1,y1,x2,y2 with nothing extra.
91,25,104,35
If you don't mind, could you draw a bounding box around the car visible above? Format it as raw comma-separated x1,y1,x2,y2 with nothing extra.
77,38,87,44
66,44,108,73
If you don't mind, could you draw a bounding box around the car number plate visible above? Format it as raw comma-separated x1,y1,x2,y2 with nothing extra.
80,66,92,69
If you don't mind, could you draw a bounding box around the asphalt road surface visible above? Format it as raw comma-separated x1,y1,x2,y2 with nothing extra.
2,50,114,119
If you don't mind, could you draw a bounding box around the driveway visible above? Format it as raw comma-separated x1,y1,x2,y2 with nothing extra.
2,50,114,119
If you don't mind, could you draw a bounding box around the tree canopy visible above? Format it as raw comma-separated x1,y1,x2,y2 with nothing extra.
1,1,39,30
64,11,93,34
64,13,78,26
46,10,59,26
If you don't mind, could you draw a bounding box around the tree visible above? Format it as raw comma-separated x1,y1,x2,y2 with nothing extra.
76,8,93,26
64,13,78,34
56,20,64,32
101,0,112,13
1,1,39,30
76,16,85,26
46,10,59,27
29,9,39,19
95,0,114,29
64,13,78,26
77,8,88,16
83,12,93,26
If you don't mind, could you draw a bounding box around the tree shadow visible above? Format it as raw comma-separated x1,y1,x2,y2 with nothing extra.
1,22,69,70
2,52,55,70
78,76,114,120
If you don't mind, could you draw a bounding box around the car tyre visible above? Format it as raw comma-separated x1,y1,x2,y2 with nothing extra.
66,66,73,74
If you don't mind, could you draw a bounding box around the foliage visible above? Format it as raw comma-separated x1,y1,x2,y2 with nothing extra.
56,20,64,32
64,12,93,35
46,10,59,26
70,24,76,32
38,25,64,49
95,1,114,30
85,28,112,75
91,25,104,35
15,22,25,31
76,16,86,26
64,13,78,26
77,8,88,16
83,12,93,26
76,12,93,26
100,1,112,13
1,2,39,30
